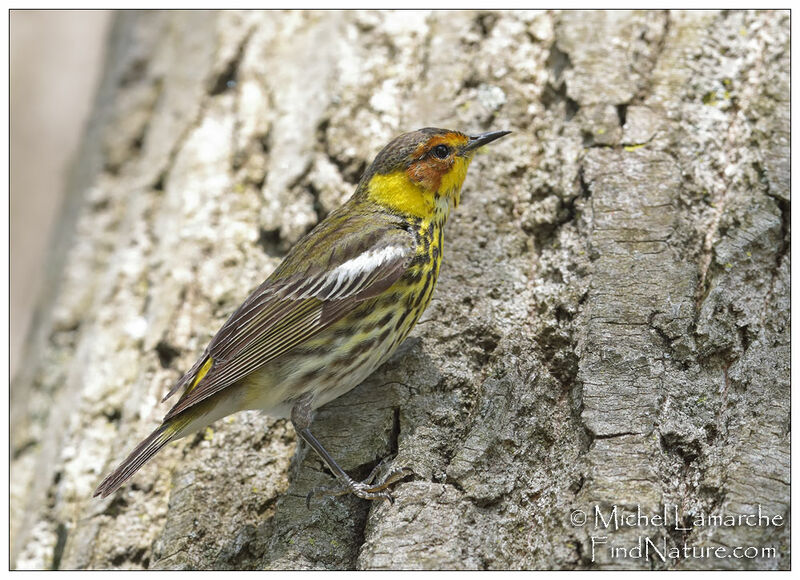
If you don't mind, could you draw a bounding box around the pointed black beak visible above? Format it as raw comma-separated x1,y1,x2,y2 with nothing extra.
462,130,511,153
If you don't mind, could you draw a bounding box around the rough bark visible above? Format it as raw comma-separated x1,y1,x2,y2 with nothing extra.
11,10,789,570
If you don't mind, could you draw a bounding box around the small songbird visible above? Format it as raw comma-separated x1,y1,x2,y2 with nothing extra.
94,127,510,503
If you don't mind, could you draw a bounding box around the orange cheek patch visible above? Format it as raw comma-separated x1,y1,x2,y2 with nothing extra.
407,132,470,193
406,160,443,192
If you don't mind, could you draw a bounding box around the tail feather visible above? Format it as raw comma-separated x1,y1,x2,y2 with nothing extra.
93,422,180,498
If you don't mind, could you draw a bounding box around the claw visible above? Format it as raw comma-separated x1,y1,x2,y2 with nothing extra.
305,464,413,508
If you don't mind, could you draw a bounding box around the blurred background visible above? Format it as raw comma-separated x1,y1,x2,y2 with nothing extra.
10,10,111,378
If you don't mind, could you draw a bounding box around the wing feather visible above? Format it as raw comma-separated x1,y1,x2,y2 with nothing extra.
162,226,413,420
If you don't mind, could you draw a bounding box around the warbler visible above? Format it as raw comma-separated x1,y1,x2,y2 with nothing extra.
94,127,510,503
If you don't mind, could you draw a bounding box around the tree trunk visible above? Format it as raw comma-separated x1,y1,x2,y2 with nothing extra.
11,10,789,570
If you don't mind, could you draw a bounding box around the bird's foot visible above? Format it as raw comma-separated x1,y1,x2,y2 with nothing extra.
306,461,412,508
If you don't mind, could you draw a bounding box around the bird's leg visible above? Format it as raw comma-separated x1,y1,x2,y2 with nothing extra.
290,393,410,507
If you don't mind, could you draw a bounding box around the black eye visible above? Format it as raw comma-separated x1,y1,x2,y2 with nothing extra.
432,144,450,159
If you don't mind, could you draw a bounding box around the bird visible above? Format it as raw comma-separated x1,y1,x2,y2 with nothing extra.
93,126,510,504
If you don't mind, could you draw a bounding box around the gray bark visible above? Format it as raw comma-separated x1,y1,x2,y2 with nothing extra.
11,10,789,570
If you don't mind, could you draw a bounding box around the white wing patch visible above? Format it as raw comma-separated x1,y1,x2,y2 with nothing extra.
292,245,408,301
334,245,407,279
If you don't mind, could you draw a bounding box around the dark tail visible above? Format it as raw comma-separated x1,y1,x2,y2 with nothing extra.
93,422,180,498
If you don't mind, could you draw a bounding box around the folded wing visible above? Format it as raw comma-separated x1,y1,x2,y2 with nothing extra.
161,223,414,421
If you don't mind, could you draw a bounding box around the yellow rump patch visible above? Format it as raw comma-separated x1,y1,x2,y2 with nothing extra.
191,357,214,389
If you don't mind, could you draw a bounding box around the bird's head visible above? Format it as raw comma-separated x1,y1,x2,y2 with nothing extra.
357,127,510,220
